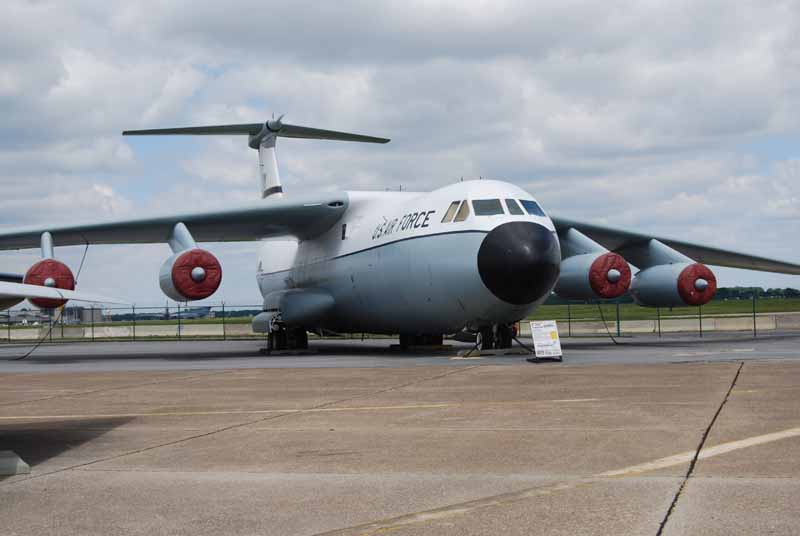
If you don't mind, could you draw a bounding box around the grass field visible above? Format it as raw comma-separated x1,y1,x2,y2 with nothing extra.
527,298,800,321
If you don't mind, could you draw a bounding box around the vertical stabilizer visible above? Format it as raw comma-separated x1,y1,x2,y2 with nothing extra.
258,133,283,199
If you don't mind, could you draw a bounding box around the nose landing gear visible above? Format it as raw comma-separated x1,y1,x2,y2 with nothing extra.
477,323,516,350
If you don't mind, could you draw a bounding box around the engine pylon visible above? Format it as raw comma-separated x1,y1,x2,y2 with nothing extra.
554,228,632,300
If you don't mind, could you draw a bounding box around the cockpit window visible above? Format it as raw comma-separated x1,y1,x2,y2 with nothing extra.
520,199,546,217
472,199,505,216
453,199,470,222
441,201,460,223
505,199,524,215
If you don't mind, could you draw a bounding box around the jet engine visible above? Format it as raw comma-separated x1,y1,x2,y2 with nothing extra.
159,248,222,302
630,262,717,307
554,252,632,300
23,258,75,308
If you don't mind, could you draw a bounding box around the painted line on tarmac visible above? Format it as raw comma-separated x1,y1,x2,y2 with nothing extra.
0,403,457,421
599,426,800,477
318,426,800,535
0,398,609,421
672,348,754,358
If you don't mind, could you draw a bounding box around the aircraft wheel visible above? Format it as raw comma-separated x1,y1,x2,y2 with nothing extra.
479,327,495,350
497,324,513,349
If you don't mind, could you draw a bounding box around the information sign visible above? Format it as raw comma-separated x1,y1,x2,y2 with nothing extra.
529,320,563,358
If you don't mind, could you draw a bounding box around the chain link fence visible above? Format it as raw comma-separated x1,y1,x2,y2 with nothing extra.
2,295,800,343
522,295,800,338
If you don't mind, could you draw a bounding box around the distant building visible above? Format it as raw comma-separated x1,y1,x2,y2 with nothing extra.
6,308,50,325
61,306,108,324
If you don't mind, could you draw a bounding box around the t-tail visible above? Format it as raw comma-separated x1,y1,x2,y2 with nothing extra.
123,119,389,199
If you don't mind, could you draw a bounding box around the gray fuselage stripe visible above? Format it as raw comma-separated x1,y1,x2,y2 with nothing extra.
258,229,490,277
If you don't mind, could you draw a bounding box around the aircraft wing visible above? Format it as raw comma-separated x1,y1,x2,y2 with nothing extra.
0,281,124,304
551,216,800,275
0,192,349,250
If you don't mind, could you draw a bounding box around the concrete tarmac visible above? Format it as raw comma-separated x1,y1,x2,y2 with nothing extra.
0,334,799,535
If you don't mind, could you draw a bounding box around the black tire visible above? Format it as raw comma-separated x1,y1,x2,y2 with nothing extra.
497,324,513,349
399,333,411,349
479,327,495,350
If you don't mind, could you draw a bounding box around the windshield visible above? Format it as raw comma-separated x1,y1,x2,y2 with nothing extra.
519,199,546,217
472,199,505,216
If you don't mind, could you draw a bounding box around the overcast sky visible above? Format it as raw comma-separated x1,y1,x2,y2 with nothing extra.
1,0,799,307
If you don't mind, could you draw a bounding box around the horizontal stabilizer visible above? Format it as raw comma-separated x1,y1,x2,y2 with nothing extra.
123,121,390,144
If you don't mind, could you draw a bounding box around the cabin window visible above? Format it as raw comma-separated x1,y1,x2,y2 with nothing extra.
441,201,460,223
341,224,347,240
505,199,524,215
520,199,546,217
453,200,470,222
472,199,505,216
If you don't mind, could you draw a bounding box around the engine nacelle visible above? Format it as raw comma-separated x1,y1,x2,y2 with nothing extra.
159,248,222,302
630,263,717,307
554,252,631,300
23,259,75,308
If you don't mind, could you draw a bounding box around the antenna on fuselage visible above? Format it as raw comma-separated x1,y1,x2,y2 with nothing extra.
123,118,390,199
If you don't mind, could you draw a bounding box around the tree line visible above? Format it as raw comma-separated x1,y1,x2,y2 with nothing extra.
546,287,800,305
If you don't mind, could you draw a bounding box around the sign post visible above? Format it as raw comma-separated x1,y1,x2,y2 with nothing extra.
529,320,563,360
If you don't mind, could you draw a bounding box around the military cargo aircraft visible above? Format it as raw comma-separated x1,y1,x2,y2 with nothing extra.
1,119,798,349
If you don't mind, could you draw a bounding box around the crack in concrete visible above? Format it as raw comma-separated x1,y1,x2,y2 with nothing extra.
655,360,744,536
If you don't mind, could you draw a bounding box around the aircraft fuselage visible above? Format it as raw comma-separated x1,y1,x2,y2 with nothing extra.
257,180,561,334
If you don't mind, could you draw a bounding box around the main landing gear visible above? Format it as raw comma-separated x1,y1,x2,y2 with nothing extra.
267,323,308,351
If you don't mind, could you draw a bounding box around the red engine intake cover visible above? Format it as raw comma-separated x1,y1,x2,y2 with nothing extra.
23,259,75,308
677,263,717,306
588,252,632,299
171,249,222,300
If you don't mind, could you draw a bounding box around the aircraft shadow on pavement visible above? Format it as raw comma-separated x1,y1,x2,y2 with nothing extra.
0,417,132,480
0,331,797,364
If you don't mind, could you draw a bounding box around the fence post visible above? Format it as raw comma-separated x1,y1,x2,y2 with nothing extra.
753,292,757,337
6,311,10,343
567,303,572,337
91,306,95,341
656,307,661,338
698,306,703,338
49,309,53,343
221,302,226,341
132,305,136,341
615,301,621,337
177,302,181,340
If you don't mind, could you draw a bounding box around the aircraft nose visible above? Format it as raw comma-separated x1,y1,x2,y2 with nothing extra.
477,222,561,305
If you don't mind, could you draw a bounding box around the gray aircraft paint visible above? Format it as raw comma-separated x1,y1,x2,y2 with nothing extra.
258,230,545,333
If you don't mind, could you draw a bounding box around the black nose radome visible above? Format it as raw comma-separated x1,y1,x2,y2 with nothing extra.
478,222,561,305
